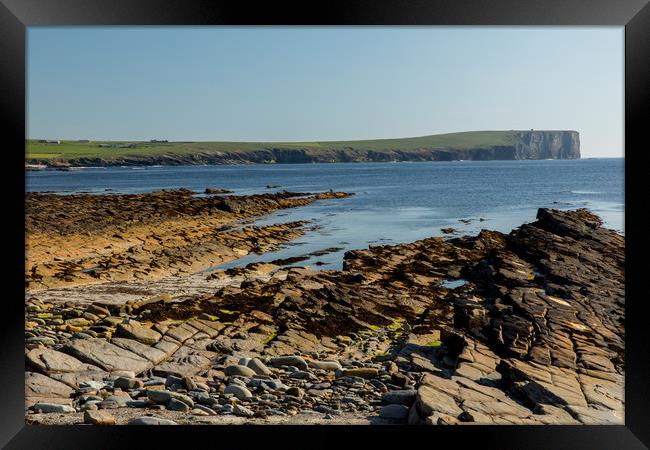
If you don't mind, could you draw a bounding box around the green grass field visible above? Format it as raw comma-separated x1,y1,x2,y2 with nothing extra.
26,130,522,161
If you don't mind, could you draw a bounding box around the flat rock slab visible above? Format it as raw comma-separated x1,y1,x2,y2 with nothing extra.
417,384,463,417
63,338,153,374
116,322,162,345
111,337,169,365
25,372,74,409
26,348,102,373
153,354,213,378
165,323,199,343
186,319,224,338
50,369,109,389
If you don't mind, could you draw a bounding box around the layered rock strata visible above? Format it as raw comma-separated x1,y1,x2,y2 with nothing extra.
26,189,351,291
25,208,623,425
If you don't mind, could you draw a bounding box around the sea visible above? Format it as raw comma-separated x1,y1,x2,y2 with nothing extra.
26,158,624,270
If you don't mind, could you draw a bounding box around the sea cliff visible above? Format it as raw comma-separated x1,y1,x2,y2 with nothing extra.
27,130,580,167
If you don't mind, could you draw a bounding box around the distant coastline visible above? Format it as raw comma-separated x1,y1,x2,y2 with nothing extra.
26,130,580,168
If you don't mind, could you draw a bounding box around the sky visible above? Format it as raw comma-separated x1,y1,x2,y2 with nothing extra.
27,27,623,157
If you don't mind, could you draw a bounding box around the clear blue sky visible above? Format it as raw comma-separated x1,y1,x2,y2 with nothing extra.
27,27,623,157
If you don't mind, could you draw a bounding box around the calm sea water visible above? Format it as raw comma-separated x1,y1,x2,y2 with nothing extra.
26,159,624,270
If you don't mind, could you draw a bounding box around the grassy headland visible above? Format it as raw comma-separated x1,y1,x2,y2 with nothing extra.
26,130,580,166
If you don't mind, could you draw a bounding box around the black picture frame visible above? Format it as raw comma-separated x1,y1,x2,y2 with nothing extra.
1,0,648,448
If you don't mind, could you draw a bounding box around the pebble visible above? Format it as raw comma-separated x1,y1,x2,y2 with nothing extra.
33,403,76,413
379,404,410,420
286,387,305,399
381,389,417,406
246,358,272,376
114,377,144,390
168,398,191,412
307,360,342,371
224,365,257,377
84,410,116,425
369,380,388,392
193,404,219,415
144,377,167,386
342,368,379,379
126,400,149,408
315,405,340,415
288,370,317,381
233,404,255,417
194,391,218,406
128,416,178,425
79,380,108,390
268,356,308,370
224,384,253,400
221,404,234,414
147,390,194,407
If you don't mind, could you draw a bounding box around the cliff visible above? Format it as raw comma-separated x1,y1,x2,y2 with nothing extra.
27,130,580,167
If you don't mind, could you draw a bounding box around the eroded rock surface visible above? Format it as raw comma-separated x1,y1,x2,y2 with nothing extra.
25,208,624,425
26,189,351,291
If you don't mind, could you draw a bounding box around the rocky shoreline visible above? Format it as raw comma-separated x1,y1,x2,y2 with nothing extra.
26,189,350,291
25,191,624,425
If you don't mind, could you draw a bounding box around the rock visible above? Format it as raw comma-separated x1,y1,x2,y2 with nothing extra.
26,337,56,346
194,392,218,406
65,317,91,327
288,370,317,381
115,323,162,345
233,404,254,417
168,398,190,412
416,384,463,417
25,372,74,407
286,387,305,399
111,338,167,365
390,372,409,388
126,400,149,408
224,365,256,377
33,403,76,413
113,377,144,390
64,338,152,374
408,404,421,425
205,188,233,194
268,356,308,370
26,348,100,373
23,207,624,426
427,413,460,425
246,358,272,376
342,368,378,379
381,389,417,406
193,404,219,415
307,360,342,371
128,416,178,425
146,390,194,407
379,404,410,420
224,384,253,400
84,410,116,425
79,380,108,390
87,304,110,317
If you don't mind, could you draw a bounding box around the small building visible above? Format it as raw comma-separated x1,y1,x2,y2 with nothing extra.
150,139,168,143
98,143,111,148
